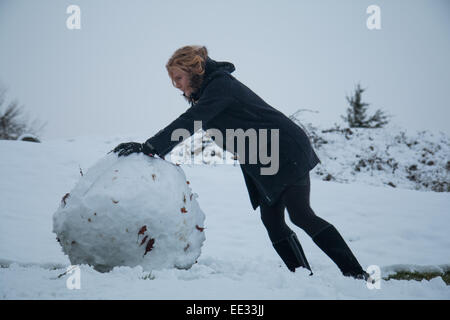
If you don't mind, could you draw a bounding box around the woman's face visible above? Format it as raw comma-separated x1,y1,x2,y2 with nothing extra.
170,67,193,97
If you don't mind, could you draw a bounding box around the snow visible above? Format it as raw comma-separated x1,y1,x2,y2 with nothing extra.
0,135,449,299
52,153,206,272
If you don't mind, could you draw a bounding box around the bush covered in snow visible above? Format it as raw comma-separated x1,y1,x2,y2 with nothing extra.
17,133,40,143
52,153,206,273
289,111,449,192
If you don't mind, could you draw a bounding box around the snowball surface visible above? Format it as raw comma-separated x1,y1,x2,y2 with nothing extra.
53,153,206,272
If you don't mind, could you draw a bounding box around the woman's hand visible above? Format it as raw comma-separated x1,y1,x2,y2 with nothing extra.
112,142,145,157
112,141,161,158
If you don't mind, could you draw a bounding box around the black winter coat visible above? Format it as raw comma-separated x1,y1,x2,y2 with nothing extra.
145,57,320,210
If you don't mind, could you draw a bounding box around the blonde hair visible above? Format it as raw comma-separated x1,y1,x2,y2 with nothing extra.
166,45,209,95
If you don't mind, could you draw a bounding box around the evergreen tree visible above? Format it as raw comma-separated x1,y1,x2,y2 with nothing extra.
342,82,389,128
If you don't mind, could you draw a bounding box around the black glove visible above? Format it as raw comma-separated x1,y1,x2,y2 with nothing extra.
112,141,160,158
112,142,144,157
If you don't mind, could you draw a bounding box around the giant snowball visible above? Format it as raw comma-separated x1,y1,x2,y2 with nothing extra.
52,153,206,272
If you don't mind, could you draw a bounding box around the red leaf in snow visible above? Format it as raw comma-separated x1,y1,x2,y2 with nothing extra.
140,235,148,246
186,180,190,185
143,238,155,256
138,225,147,236
195,225,205,232
180,207,187,214
137,225,147,243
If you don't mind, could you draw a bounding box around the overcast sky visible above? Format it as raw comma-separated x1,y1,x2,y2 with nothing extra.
0,0,449,140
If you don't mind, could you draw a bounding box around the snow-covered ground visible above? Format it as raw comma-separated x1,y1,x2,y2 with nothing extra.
1,135,449,299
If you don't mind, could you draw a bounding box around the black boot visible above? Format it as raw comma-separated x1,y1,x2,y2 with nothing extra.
272,232,313,275
312,224,368,280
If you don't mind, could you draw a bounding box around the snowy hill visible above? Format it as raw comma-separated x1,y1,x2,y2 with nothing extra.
0,135,449,299
289,111,449,193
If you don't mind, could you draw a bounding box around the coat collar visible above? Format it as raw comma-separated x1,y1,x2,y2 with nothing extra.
187,56,235,105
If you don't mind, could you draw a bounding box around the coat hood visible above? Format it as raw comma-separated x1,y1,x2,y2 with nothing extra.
188,56,235,104
204,56,236,76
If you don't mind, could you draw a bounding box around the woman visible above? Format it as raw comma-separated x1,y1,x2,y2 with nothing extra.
113,45,369,280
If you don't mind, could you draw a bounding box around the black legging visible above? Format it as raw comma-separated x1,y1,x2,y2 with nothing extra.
260,173,332,243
